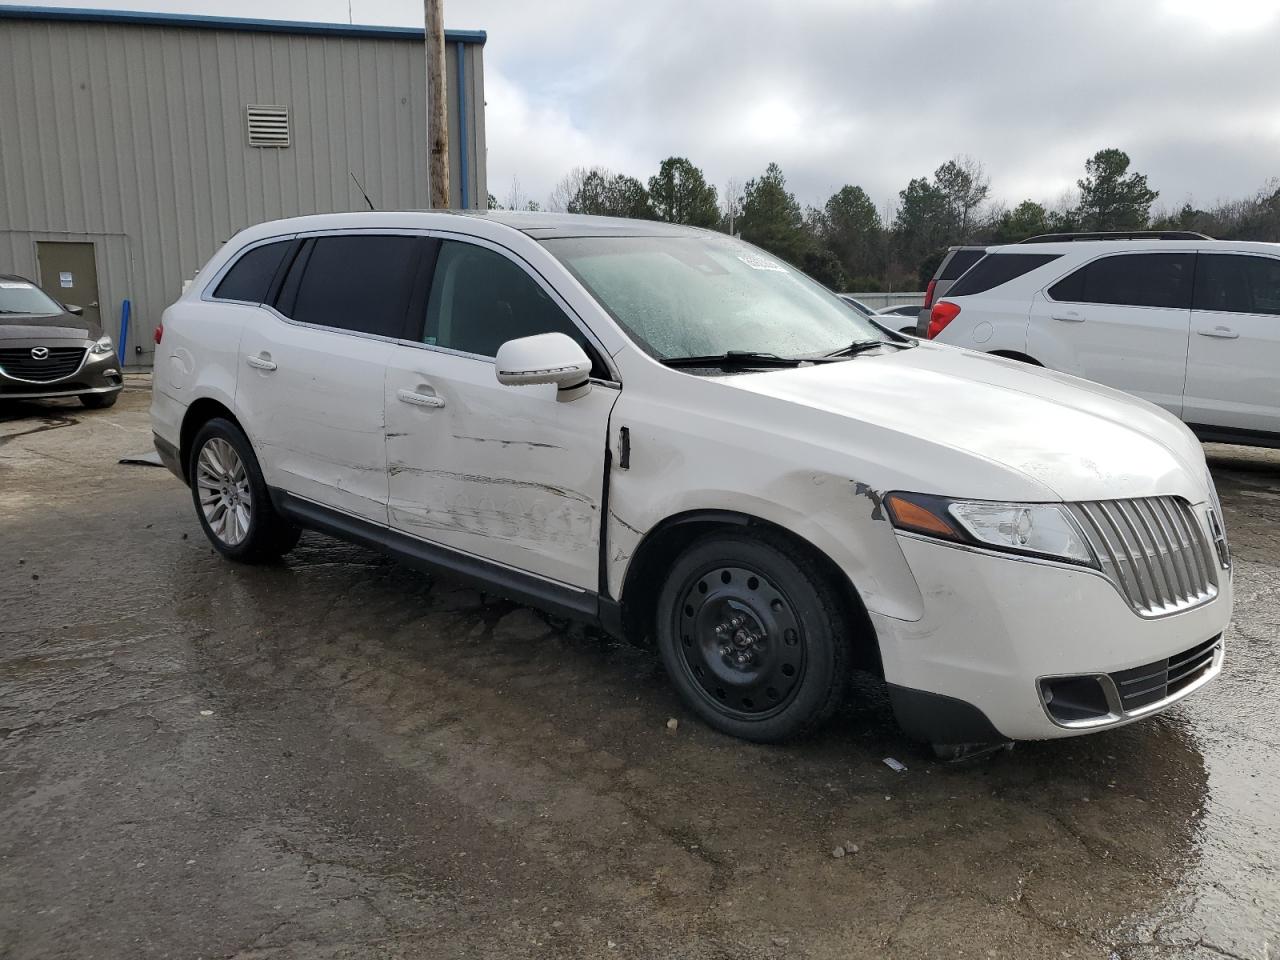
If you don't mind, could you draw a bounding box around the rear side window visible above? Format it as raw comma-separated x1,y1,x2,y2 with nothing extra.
212,240,292,302
279,235,425,338
1194,254,1280,316
1049,253,1193,309
423,240,600,372
937,248,985,281
946,254,1061,297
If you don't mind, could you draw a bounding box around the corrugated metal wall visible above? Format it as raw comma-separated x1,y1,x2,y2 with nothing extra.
0,14,486,368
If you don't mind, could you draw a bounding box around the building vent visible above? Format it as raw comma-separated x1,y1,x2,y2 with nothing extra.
245,105,290,148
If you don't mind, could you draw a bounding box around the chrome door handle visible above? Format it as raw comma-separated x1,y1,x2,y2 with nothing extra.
397,388,445,408
245,355,277,371
1051,311,1084,322
1196,326,1239,339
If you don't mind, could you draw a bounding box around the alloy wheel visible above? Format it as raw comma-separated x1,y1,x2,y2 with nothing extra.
195,437,252,546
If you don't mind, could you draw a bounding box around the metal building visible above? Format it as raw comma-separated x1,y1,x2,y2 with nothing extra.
0,5,487,368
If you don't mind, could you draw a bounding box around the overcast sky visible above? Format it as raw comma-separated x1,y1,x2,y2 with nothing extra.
15,0,1280,216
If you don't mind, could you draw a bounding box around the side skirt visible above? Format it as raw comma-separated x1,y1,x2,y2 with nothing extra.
272,489,616,630
1188,422,1280,450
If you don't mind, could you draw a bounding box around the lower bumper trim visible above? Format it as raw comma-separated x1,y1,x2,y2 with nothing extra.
0,383,121,400
887,683,1006,746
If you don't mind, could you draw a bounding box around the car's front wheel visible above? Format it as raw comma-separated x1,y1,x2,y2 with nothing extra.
189,418,300,562
656,529,853,742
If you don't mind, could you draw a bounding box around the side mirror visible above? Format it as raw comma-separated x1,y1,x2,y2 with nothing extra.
65,304,83,316
495,333,592,397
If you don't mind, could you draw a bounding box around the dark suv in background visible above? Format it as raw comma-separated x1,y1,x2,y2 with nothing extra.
915,245,987,335
0,274,122,408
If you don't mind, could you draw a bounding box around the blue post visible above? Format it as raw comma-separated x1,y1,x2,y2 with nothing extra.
117,299,131,364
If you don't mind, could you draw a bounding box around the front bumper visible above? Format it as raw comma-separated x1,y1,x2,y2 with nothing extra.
875,525,1232,742
0,338,123,399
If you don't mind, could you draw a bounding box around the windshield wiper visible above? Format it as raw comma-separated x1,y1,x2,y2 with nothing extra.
660,350,808,369
822,338,893,359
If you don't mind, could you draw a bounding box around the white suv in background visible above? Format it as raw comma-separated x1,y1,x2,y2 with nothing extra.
926,232,1280,447
151,212,1232,754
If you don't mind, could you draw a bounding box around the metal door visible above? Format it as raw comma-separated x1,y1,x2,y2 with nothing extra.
36,241,101,329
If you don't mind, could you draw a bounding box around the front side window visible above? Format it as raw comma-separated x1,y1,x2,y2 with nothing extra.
279,235,423,338
0,279,63,316
543,235,884,360
423,241,593,362
1194,254,1280,316
1049,253,1193,309
212,240,292,302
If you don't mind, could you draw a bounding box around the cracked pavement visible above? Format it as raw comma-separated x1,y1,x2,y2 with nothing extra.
0,383,1276,959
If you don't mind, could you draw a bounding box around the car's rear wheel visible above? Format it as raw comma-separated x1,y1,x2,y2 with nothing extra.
656,530,853,742
189,418,299,562
80,392,118,409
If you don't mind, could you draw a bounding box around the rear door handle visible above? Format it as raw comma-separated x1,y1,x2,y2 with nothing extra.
397,388,445,408
245,355,277,371
1051,311,1084,322
1196,326,1239,339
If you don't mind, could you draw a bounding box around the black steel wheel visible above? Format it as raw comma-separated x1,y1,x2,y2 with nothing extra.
657,529,853,742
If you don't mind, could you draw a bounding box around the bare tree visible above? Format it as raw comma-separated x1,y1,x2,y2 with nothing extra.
721,177,744,234
549,166,609,213
504,175,529,212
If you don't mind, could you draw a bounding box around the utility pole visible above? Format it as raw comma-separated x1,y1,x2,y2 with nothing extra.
425,0,449,208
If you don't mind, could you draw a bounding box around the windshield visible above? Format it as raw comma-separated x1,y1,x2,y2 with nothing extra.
543,235,885,360
0,280,63,316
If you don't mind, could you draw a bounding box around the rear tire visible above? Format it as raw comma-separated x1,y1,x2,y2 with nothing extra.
80,392,118,409
189,417,300,562
656,529,853,743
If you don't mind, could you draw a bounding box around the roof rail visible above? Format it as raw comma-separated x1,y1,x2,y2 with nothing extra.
1017,231,1213,243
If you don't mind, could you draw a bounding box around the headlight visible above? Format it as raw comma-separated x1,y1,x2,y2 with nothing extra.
885,492,1097,567
89,335,114,357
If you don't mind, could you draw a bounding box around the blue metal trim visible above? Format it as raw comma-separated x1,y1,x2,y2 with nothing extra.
455,41,469,209
0,6,487,44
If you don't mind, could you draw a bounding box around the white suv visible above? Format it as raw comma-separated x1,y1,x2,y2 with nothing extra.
926,233,1280,446
151,212,1233,752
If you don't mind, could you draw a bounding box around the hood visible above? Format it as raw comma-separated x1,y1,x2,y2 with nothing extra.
725,341,1210,504
0,312,96,340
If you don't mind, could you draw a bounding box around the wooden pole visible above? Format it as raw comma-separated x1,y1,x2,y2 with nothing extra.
425,0,450,208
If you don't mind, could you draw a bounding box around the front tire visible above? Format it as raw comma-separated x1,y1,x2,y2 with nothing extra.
189,418,300,562
656,530,853,743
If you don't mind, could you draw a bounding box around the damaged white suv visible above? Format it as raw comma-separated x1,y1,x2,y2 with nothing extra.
151,212,1233,751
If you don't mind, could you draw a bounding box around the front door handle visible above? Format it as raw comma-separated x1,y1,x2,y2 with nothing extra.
1196,326,1239,339
1051,311,1084,322
245,355,277,371
397,388,445,408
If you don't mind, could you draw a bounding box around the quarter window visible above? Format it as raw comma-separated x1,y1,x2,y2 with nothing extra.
423,241,597,367
1048,253,1193,309
1194,254,1280,316
212,240,292,302
946,253,1061,297
278,235,424,339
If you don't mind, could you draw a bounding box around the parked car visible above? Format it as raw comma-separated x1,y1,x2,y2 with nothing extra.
0,274,122,408
878,304,923,318
841,296,914,335
925,232,1280,447
916,245,988,335
839,295,877,316
152,212,1232,753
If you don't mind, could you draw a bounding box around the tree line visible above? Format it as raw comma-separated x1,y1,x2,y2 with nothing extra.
489,149,1280,291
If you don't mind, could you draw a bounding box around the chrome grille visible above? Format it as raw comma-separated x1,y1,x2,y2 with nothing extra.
1067,497,1218,617
0,346,86,383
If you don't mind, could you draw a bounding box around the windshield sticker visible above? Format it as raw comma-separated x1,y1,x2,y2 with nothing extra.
0,281,36,289
737,253,786,273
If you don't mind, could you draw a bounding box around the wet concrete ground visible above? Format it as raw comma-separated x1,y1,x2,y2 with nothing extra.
0,382,1276,959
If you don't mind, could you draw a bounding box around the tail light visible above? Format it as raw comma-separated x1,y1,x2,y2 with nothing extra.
927,301,960,339
923,279,937,309
154,324,164,345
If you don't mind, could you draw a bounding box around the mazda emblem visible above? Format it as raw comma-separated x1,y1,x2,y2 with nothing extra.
30,346,49,360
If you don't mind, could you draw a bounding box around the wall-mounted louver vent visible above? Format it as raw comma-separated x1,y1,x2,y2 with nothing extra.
245,105,290,147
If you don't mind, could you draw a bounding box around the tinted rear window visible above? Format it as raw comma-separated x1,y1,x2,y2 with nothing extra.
278,235,425,339
1049,253,1193,309
946,253,1061,297
938,249,985,280
213,241,292,302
